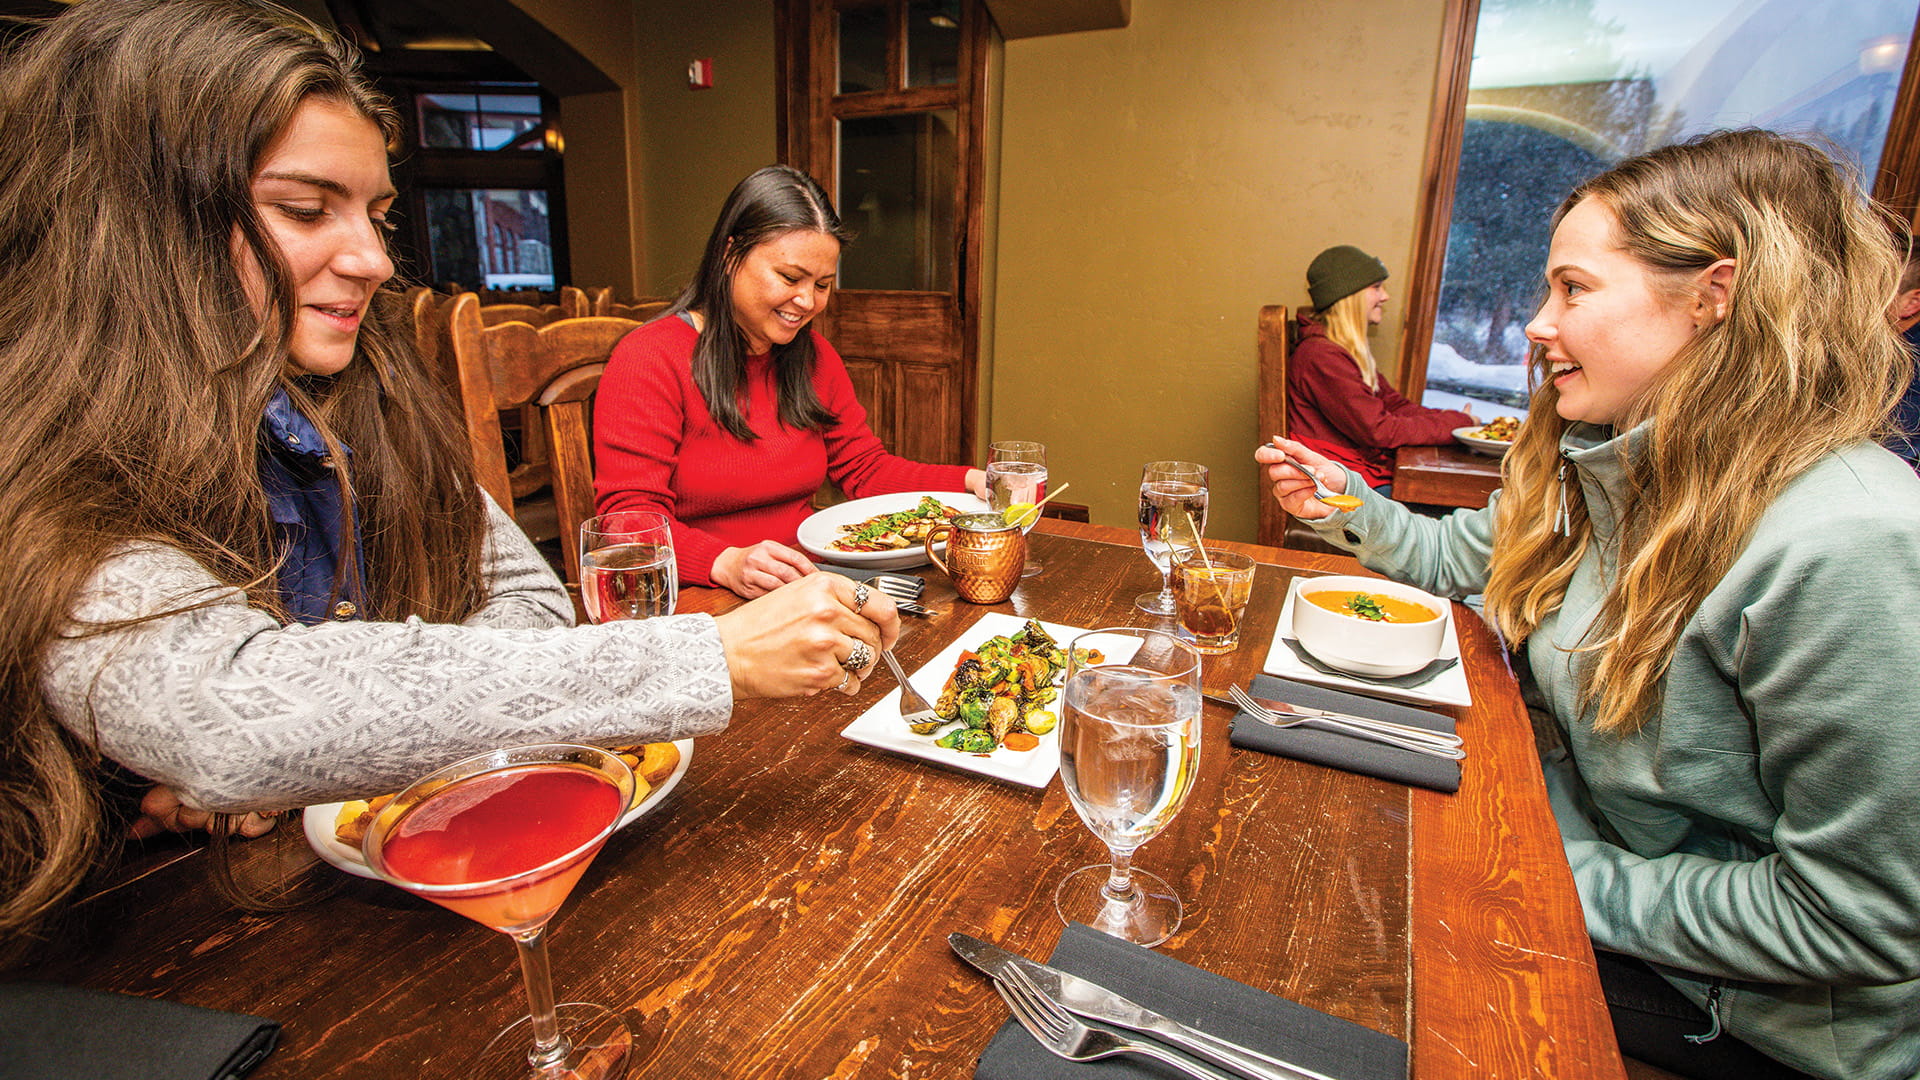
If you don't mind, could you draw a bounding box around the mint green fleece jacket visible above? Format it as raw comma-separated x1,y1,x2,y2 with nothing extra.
1309,424,1920,1079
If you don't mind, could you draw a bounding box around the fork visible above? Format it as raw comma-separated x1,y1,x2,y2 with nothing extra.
1227,685,1465,759
867,574,935,617
880,648,943,734
993,978,1236,1080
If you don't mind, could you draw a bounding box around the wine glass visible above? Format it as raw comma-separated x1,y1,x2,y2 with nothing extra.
1134,461,1209,616
362,743,638,1079
986,440,1048,578
1054,628,1203,947
580,511,676,622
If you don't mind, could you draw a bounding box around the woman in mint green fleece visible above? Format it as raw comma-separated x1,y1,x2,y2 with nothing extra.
1259,130,1920,1080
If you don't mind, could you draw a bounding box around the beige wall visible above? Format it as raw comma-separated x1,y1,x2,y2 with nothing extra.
628,0,780,297
991,0,1446,540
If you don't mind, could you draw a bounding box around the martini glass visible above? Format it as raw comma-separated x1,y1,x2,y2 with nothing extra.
363,744,637,1079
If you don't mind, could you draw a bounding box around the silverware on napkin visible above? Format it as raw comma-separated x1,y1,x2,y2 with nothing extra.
950,932,1339,1080
1207,691,1464,751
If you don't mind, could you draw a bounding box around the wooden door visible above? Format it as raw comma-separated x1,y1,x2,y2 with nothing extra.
778,0,989,469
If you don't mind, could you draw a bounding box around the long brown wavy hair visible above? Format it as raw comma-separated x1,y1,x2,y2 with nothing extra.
0,0,488,957
1483,129,1908,734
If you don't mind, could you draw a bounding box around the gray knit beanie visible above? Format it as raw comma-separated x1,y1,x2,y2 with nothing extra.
1307,245,1389,311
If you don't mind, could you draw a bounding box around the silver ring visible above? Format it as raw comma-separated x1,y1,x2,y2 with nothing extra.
837,670,854,691
851,582,871,613
841,642,874,672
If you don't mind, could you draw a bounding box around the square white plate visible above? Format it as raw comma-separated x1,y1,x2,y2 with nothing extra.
797,490,990,571
839,613,1141,788
1261,578,1473,708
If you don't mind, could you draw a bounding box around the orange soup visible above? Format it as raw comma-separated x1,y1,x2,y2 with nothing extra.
1303,589,1438,624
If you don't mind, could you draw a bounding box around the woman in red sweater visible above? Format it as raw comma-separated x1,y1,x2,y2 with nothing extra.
1287,245,1473,490
594,166,986,596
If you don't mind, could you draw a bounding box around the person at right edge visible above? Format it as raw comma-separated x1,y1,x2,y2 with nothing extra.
1260,130,1920,1080
1286,244,1473,493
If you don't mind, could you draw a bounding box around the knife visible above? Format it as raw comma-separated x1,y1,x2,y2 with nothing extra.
949,932,1341,1080
1202,692,1463,749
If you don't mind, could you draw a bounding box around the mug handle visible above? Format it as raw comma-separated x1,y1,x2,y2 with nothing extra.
925,524,953,574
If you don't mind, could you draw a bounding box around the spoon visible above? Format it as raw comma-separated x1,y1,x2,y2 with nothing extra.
1260,442,1362,512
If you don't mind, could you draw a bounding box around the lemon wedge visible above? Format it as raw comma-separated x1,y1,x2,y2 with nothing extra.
1003,503,1040,529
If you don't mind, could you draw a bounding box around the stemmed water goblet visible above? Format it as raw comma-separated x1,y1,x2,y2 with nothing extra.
362,743,638,1079
580,511,676,622
1134,461,1209,616
986,440,1048,578
1053,628,1203,947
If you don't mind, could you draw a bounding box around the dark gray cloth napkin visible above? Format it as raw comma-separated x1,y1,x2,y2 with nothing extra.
1276,636,1459,689
974,923,1407,1080
0,983,279,1080
1228,675,1461,793
816,564,926,595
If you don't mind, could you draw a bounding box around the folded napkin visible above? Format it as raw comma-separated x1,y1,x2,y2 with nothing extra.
0,983,279,1080
975,923,1406,1080
816,564,926,596
1276,636,1459,689
1228,674,1461,793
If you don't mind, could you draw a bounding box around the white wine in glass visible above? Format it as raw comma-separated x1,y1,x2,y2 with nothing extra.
1054,628,1203,947
986,440,1048,578
1135,461,1209,616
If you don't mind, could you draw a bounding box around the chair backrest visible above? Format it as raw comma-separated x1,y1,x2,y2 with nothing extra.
479,285,589,329
445,292,640,598
584,286,672,323
1256,304,1293,548
406,286,458,393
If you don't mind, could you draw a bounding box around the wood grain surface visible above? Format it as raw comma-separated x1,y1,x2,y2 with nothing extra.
16,522,1619,1078
1391,445,1504,510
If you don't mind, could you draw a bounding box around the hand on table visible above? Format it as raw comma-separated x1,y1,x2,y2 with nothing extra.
712,540,818,598
129,785,279,841
713,572,900,700
1255,437,1354,521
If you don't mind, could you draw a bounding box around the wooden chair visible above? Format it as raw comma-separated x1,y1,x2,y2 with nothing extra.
445,292,641,609
479,285,589,328
1255,305,1345,553
585,286,671,323
406,286,458,393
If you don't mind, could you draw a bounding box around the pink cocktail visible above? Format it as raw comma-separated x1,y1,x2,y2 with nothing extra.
364,744,636,1079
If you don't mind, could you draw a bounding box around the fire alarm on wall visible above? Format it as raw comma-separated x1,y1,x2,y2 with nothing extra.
688,58,714,90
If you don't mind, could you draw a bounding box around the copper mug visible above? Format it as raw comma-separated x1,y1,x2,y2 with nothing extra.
925,512,1026,604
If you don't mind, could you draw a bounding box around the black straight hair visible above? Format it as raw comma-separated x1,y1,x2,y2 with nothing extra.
667,165,853,440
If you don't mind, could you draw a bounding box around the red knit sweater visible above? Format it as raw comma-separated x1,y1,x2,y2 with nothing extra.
1285,319,1472,487
592,316,970,586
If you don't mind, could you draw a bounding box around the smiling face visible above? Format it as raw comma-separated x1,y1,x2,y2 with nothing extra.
240,96,397,376
1526,198,1705,426
727,228,840,354
1362,281,1390,325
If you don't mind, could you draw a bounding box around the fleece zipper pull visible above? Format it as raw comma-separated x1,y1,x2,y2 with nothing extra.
1553,456,1571,536
1684,983,1724,1044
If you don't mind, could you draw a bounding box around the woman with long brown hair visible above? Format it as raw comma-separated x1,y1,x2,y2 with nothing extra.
0,0,895,961
1261,130,1920,1079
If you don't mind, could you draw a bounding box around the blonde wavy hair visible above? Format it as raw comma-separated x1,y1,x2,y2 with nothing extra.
1483,129,1908,735
1319,288,1380,386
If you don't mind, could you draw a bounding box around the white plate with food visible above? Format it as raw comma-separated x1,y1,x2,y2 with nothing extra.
797,490,989,570
840,613,1140,788
1262,578,1471,708
302,739,693,880
1452,417,1519,456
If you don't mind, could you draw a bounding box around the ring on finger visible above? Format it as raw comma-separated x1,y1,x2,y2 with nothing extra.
841,641,874,673
837,670,855,691
851,581,871,613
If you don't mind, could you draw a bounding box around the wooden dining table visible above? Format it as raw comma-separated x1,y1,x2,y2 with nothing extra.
15,520,1623,1079
1391,445,1504,509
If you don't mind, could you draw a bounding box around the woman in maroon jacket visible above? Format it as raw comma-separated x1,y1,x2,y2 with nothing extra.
1287,245,1473,490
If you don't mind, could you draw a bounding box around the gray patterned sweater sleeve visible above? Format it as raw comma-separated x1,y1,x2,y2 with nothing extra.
42,510,733,812
464,494,577,630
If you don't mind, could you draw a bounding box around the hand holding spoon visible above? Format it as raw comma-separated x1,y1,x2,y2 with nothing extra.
1259,441,1363,512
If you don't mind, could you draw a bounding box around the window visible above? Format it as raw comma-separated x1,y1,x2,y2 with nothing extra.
1414,0,1920,419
